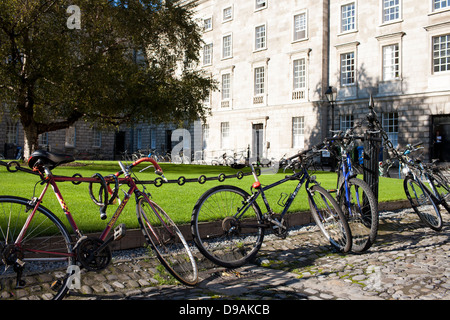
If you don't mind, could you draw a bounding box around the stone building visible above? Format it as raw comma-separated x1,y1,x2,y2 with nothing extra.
184,0,450,162
2,0,450,163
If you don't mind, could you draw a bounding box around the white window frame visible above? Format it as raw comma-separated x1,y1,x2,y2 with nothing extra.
93,128,102,148
382,43,400,81
381,0,402,24
221,73,231,102
340,2,357,34
203,43,213,66
6,121,18,144
65,126,76,148
221,122,231,149
203,17,212,32
340,115,354,132
293,12,307,42
432,34,450,73
340,52,355,86
382,112,399,148
291,55,308,101
255,24,267,51
254,66,265,96
432,0,450,12
223,6,233,23
292,117,305,149
255,0,267,11
222,33,233,59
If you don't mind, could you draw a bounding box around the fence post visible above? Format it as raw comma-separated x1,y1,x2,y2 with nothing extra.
364,98,381,203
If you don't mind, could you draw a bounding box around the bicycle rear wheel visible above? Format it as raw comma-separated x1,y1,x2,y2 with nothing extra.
0,196,75,300
307,185,352,253
403,176,442,231
137,197,198,286
338,178,378,252
191,185,264,269
429,169,450,213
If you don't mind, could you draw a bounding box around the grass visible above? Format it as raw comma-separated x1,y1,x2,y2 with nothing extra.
0,160,407,234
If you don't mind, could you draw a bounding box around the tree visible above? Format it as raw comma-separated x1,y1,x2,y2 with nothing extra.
0,0,214,159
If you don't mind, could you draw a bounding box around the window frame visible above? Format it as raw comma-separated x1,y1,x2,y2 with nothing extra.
293,11,308,42
255,24,267,51
340,2,357,34
292,116,305,149
222,33,233,59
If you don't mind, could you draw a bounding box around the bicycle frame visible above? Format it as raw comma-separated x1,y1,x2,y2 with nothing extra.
236,164,314,226
14,158,167,260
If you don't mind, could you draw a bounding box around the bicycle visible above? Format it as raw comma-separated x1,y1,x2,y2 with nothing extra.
0,150,198,300
325,127,378,252
367,102,443,231
190,146,352,269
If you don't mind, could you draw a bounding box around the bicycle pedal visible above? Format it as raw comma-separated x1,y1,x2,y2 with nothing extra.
114,224,126,241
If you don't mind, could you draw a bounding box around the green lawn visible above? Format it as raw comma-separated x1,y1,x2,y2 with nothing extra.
0,160,407,234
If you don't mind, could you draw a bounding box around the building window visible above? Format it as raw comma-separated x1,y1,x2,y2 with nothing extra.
433,34,450,73
203,17,212,32
254,66,265,96
383,44,400,80
292,58,306,100
65,126,76,148
433,0,450,11
292,117,305,149
221,122,230,149
382,0,400,23
223,6,232,22
382,112,399,147
202,123,209,149
93,128,102,148
222,34,232,59
6,121,18,144
136,128,142,150
340,52,355,85
255,24,266,51
150,128,156,149
221,73,231,101
340,115,354,132
341,3,356,33
293,13,307,41
203,43,212,66
255,0,267,10
39,132,49,147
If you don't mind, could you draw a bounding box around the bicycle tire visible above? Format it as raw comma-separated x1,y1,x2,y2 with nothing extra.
191,185,264,268
403,176,443,231
307,185,352,253
429,169,450,214
137,197,198,286
337,178,378,252
0,196,75,300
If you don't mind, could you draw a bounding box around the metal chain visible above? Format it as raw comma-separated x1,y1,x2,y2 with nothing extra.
0,159,259,187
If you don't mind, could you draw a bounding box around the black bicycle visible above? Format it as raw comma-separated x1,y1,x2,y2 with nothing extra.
190,146,352,269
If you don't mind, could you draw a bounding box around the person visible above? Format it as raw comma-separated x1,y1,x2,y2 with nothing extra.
434,130,443,161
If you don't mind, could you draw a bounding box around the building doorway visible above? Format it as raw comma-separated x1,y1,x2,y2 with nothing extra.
432,115,450,162
252,123,264,162
114,131,126,160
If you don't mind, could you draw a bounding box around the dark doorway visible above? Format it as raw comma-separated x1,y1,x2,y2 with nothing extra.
252,123,264,162
114,131,126,160
431,115,450,162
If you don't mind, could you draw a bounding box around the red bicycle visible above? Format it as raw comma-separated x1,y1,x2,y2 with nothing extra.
0,150,198,300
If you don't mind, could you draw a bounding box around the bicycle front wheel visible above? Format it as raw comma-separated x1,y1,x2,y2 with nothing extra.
137,197,198,286
307,185,352,253
403,176,442,231
191,185,264,269
0,196,75,300
338,178,378,252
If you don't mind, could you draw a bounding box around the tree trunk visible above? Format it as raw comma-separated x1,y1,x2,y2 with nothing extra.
22,122,39,161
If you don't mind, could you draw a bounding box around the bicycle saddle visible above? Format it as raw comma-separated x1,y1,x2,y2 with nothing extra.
28,150,75,170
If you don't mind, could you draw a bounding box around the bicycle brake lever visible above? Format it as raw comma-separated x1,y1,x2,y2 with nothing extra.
155,170,168,182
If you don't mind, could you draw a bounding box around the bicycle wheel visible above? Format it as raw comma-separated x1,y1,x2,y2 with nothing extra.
403,176,443,231
338,178,378,252
137,197,198,286
0,196,75,300
429,169,450,213
307,185,352,253
191,185,264,268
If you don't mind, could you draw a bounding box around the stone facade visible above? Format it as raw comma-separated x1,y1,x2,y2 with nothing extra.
189,0,450,162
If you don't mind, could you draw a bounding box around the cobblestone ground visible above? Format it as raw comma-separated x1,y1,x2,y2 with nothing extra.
1,207,449,301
